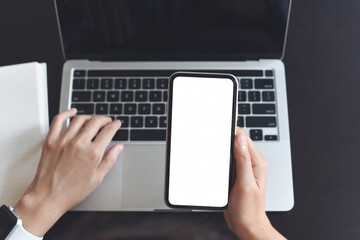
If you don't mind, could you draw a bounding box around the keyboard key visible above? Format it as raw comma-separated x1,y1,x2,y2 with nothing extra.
110,116,116,121
159,116,167,128
110,104,122,114
143,78,155,89
93,91,106,102
117,116,129,128
121,91,134,102
71,104,94,114
73,79,85,89
113,130,129,141
238,104,250,114
241,79,253,89
87,78,99,89
138,104,151,114
129,78,141,89
145,117,158,128
246,117,277,127
73,70,86,77
255,79,274,89
72,91,91,102
135,91,148,102
248,91,261,101
265,70,274,77
262,91,275,102
107,91,119,102
153,104,165,114
130,130,166,141
265,135,278,141
131,116,143,128
250,129,263,141
163,91,168,102
157,78,168,89
150,91,162,102
124,104,136,114
252,104,276,114
101,78,113,89
115,78,127,89
96,104,108,115
238,91,246,102
237,116,244,127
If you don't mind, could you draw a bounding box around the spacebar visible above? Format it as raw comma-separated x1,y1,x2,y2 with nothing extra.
131,130,166,141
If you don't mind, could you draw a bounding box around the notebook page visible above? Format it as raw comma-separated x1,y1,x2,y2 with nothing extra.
0,62,48,205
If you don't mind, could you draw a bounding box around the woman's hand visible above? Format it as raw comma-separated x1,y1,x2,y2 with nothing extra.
224,127,286,240
14,109,123,237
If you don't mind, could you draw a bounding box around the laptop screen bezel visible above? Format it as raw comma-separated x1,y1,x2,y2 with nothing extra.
54,0,292,61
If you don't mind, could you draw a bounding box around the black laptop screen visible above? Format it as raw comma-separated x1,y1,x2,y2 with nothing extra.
55,0,290,61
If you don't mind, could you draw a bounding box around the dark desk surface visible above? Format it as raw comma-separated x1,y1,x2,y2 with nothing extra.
1,0,360,239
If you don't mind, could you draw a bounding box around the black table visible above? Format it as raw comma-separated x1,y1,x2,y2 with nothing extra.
1,0,360,239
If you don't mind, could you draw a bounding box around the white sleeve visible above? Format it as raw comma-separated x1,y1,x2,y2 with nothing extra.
5,224,43,240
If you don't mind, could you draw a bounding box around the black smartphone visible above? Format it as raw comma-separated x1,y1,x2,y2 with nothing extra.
165,72,238,210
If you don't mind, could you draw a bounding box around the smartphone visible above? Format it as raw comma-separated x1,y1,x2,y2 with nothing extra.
165,72,238,210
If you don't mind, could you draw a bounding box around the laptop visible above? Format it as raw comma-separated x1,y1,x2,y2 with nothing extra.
55,0,294,211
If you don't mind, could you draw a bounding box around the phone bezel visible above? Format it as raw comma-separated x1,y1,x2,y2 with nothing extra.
165,72,238,210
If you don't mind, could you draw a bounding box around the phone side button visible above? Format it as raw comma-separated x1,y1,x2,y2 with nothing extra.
130,130,166,141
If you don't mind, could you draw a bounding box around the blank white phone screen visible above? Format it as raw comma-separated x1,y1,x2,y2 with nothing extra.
168,76,235,207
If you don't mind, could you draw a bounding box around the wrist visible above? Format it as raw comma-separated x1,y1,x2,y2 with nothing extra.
14,192,64,237
243,221,274,240
234,215,285,240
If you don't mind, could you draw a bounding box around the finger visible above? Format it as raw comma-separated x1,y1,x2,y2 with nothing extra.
223,213,233,232
244,133,266,164
97,144,123,177
62,115,92,140
77,116,112,141
93,120,121,150
47,108,77,141
233,131,256,187
242,131,268,189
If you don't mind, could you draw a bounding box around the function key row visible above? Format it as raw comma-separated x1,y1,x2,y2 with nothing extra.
239,78,274,89
238,91,275,102
72,90,168,102
74,70,274,78
72,78,168,90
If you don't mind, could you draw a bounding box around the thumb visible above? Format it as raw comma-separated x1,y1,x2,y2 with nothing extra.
233,132,256,187
97,144,123,177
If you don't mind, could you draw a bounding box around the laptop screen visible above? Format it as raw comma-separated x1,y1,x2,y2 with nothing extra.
55,0,291,61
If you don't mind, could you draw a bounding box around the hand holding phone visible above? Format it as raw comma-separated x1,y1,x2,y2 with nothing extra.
165,72,238,210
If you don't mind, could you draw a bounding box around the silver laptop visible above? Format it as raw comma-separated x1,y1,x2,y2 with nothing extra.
55,0,294,211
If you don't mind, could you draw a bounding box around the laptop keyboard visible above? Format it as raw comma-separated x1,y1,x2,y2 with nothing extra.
71,69,278,142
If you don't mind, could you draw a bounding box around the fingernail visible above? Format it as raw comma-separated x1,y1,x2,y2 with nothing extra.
236,134,247,145
115,144,124,153
117,119,122,127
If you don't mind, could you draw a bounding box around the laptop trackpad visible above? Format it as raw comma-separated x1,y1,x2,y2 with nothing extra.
120,145,167,208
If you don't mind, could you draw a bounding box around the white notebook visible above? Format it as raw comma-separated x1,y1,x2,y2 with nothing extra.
0,62,49,205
